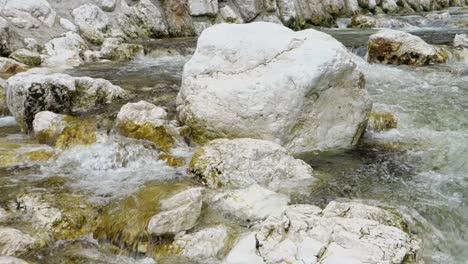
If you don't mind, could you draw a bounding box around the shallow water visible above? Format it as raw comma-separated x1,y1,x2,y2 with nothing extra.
0,10,467,264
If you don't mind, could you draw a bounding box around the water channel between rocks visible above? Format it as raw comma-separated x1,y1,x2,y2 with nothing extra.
0,10,467,264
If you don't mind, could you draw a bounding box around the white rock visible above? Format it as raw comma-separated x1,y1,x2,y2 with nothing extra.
253,204,420,264
454,34,468,48
32,111,67,143
95,0,117,12
42,31,88,68
223,232,265,264
147,188,203,236
0,0,56,28
189,138,316,191
128,0,168,37
232,0,263,22
368,29,448,65
219,5,243,23
23,38,39,52
72,4,110,44
116,100,168,127
0,256,29,264
6,73,125,129
173,225,229,262
177,22,372,156
188,0,218,16
0,227,36,256
212,184,290,223
59,18,77,32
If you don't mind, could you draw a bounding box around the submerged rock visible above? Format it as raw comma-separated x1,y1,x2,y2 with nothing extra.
454,34,468,48
177,22,372,156
147,187,203,236
33,111,97,149
368,29,448,65
0,143,54,168
368,112,398,132
0,227,36,256
115,101,183,152
189,138,316,190
227,203,420,264
212,184,290,224
6,73,125,130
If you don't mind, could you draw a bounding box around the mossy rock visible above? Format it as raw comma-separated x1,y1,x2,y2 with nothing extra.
117,121,176,153
368,112,398,132
158,154,186,167
93,184,190,252
0,148,54,168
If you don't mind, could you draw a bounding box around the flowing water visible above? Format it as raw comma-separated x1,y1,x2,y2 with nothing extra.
0,8,467,264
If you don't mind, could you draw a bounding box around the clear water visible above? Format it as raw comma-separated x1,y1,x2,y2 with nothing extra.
0,10,467,264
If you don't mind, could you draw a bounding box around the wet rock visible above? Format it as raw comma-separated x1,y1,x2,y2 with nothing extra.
72,4,110,45
351,14,377,28
188,0,218,16
189,138,316,190
0,57,27,74
0,227,36,256
177,23,372,156
0,256,29,264
0,17,10,56
242,203,421,264
232,0,263,22
171,225,229,262
368,29,448,65
212,184,290,224
33,111,97,148
119,0,168,38
9,48,42,66
42,31,88,68
115,101,183,152
147,187,203,236
0,0,56,28
368,112,398,131
0,144,54,168
6,73,125,130
454,34,468,48
99,38,144,61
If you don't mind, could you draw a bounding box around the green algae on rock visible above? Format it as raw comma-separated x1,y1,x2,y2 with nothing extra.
368,112,398,132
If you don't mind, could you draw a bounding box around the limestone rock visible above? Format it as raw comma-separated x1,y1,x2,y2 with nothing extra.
99,38,144,61
96,0,117,12
0,227,36,256
72,4,110,44
219,5,243,23
147,188,203,236
0,17,10,56
0,256,29,264
0,0,56,28
223,232,265,264
126,0,169,38
172,225,229,262
59,18,78,32
367,112,398,132
0,78,7,116
212,184,290,224
232,0,263,22
238,203,421,264
6,73,125,130
42,31,88,68
189,138,316,190
276,0,297,25
9,48,42,66
115,101,183,152
454,34,468,48
368,29,448,65
188,0,218,16
162,0,195,37
0,57,27,74
177,22,372,156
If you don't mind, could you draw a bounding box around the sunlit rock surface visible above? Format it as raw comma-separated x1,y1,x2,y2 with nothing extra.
189,138,316,190
368,29,448,65
177,22,372,156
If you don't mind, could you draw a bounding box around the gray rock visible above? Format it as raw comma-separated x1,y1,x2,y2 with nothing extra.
72,4,110,44
9,48,42,66
188,0,218,16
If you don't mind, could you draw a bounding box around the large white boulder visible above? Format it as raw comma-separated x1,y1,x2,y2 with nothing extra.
189,138,316,190
177,22,372,156
72,4,110,44
147,188,203,236
226,203,420,264
0,227,36,256
42,31,88,68
368,29,448,65
0,0,56,28
212,184,290,224
6,73,125,130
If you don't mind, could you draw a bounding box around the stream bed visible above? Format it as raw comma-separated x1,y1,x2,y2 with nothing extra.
0,8,467,264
